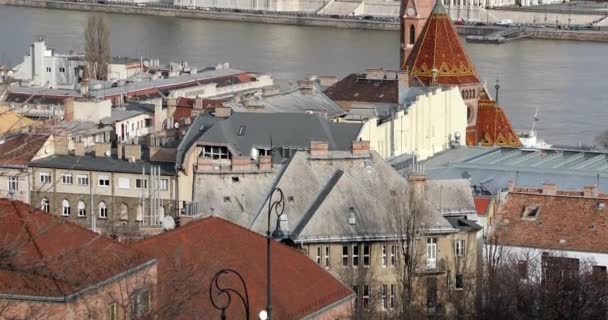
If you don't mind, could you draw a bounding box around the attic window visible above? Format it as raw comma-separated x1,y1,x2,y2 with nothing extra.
522,204,540,219
238,126,246,136
232,176,239,183
288,195,295,203
348,207,356,225
224,196,231,203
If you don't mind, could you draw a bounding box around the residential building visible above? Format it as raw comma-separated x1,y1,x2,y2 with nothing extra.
0,132,52,203
325,69,467,160
0,106,39,135
132,216,354,319
0,199,157,320
190,140,481,318
100,103,155,143
28,142,177,238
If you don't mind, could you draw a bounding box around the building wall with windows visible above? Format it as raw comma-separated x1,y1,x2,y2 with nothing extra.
29,166,176,235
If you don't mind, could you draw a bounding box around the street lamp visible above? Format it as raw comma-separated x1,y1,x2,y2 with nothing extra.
264,187,289,320
209,269,251,320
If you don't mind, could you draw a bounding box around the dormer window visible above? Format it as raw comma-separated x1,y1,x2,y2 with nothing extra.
237,126,246,136
522,204,540,219
348,207,356,225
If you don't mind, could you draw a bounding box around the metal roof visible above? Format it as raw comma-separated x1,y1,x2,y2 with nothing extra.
29,155,174,175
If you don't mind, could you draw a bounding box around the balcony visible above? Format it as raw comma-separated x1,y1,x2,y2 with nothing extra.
417,258,447,275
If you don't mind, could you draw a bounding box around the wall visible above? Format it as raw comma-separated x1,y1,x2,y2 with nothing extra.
356,86,467,161
72,99,112,122
0,168,30,203
168,74,273,99
115,114,153,143
491,245,608,274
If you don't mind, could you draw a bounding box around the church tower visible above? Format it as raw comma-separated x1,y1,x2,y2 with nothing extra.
400,0,435,68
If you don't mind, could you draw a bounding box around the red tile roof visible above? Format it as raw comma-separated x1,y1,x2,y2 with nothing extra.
0,133,49,167
493,191,608,253
403,2,481,86
323,73,398,108
474,196,491,216
0,200,154,299
466,100,521,147
132,217,353,319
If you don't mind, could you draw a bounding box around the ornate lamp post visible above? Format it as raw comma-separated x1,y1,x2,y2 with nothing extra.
209,269,251,320
264,187,289,320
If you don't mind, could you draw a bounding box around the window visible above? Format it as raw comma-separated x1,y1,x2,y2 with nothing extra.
593,266,607,284
62,199,70,216
390,245,397,266
455,240,465,257
41,198,49,212
288,195,295,203
363,244,371,267
131,289,150,317
8,176,18,192
426,277,438,313
324,246,330,268
409,25,415,45
518,260,528,279
78,200,86,217
77,175,89,185
118,177,130,189
98,176,110,187
46,67,51,72
160,178,168,191
59,67,65,73
231,176,240,183
427,238,437,269
99,202,108,219
390,285,396,310
342,245,349,267
542,256,579,288
316,246,321,265
201,145,230,159
362,285,370,308
40,172,51,184
62,174,73,185
522,204,540,219
352,245,359,267
135,178,147,189
108,302,117,320
382,284,388,310
120,203,129,221
224,196,231,203
382,245,387,267
455,274,464,289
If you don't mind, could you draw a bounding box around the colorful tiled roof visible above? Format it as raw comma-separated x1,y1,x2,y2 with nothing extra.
323,73,398,108
493,189,608,253
474,196,491,216
403,1,481,85
0,200,154,299
132,217,353,320
466,100,521,147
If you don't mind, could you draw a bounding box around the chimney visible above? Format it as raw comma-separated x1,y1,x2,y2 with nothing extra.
297,79,316,95
352,140,370,157
231,156,252,172
117,143,124,160
124,144,142,161
507,180,514,192
53,132,69,155
95,143,111,157
194,97,204,110
397,70,410,104
408,173,427,194
74,142,85,156
542,183,557,196
310,141,329,159
259,155,272,171
319,76,338,87
215,106,232,118
63,98,74,121
584,186,599,198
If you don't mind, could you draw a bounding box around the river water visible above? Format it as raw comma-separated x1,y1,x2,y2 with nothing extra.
1,5,607,145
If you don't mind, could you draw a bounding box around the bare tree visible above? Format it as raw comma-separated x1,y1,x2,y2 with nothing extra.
84,15,111,81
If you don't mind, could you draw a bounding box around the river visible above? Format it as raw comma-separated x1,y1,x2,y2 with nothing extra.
1,5,607,145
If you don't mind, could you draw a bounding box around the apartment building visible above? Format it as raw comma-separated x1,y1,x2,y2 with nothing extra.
28,142,177,237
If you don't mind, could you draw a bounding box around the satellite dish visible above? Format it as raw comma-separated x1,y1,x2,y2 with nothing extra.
162,216,175,230
174,122,180,129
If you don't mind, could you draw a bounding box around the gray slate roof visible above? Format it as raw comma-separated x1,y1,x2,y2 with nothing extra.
176,114,221,168
29,155,174,175
100,103,154,124
197,112,363,155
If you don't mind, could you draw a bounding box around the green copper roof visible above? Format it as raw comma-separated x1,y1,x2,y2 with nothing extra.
431,0,447,14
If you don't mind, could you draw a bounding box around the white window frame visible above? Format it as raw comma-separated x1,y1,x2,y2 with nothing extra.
160,178,168,191
108,302,117,320
456,239,465,257
362,285,370,308
390,284,396,310
136,178,148,189
132,289,150,317
390,244,396,267
342,245,349,267
8,176,18,192
62,174,73,185
324,246,330,268
40,172,51,184
99,202,108,219
98,176,110,187
316,246,321,265
352,244,359,268
382,245,387,267
382,284,388,310
118,177,130,189
77,175,89,186
77,200,86,217
363,244,371,268
62,199,70,216
41,198,49,212
427,238,437,269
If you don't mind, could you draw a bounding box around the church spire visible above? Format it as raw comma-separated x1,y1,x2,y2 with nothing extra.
400,0,435,68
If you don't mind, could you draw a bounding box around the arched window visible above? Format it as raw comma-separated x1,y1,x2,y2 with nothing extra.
409,25,416,45
62,199,70,216
120,203,129,221
136,203,143,222
78,200,86,217
41,198,49,213
99,201,108,219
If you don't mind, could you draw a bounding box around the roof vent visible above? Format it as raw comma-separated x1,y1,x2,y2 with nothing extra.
348,207,356,225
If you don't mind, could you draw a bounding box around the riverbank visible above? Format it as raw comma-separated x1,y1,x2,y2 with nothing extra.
2,0,608,41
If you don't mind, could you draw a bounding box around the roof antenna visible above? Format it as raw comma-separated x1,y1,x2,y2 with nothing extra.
494,75,501,105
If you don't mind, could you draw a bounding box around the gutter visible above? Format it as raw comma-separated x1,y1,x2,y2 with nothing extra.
0,259,157,303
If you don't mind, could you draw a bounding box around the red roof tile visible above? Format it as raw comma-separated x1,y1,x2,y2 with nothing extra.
0,199,154,298
403,2,481,86
132,217,353,319
474,196,491,216
324,73,398,108
493,191,608,253
0,133,49,167
466,100,521,147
